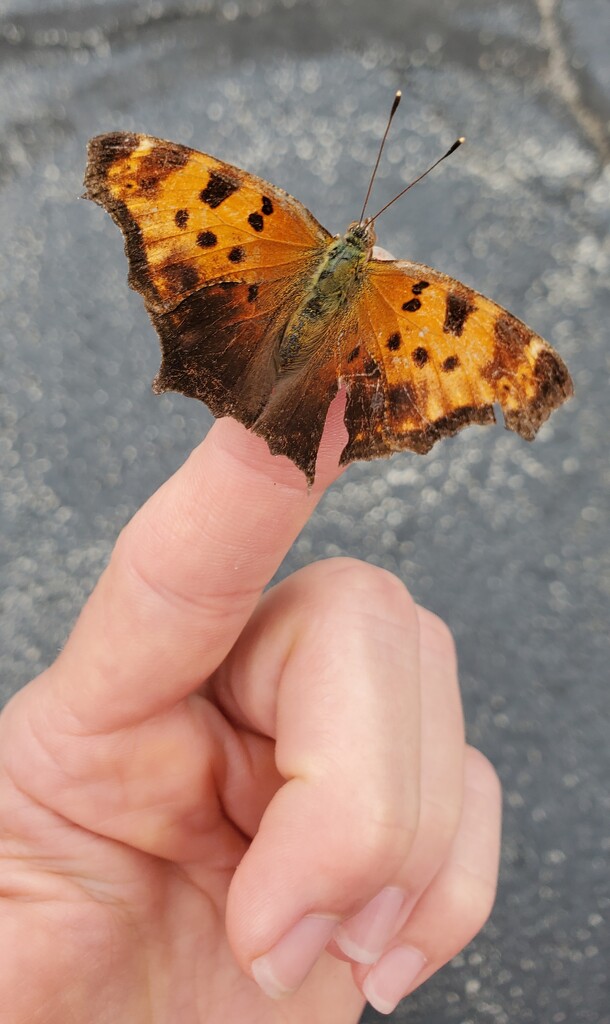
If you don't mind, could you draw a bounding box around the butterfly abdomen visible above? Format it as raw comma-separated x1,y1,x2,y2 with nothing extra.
276,234,369,373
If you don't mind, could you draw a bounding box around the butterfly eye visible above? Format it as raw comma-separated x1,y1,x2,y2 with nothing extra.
345,221,376,249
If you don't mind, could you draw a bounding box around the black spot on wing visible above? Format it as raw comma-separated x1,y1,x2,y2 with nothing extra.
248,212,264,232
412,347,428,367
402,298,421,312
442,355,460,372
443,292,475,337
387,332,401,351
411,280,430,295
247,284,259,302
228,246,246,263
261,196,273,215
200,172,239,209
175,209,189,228
197,230,217,248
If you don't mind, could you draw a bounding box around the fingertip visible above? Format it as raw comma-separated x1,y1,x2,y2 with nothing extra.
208,417,308,492
249,914,339,999
207,387,347,496
313,388,349,485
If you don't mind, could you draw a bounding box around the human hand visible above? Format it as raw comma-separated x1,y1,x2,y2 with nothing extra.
0,397,501,1023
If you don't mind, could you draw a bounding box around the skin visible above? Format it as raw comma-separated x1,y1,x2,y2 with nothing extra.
0,301,501,1023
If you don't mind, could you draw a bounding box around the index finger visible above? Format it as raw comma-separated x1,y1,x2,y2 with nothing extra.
49,398,348,729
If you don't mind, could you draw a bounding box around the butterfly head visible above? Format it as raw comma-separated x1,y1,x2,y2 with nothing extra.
344,219,377,252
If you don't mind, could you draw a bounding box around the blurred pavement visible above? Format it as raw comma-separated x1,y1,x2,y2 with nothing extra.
0,1,608,1021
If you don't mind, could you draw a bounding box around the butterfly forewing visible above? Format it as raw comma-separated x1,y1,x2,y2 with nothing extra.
85,131,334,431
338,258,573,466
84,132,331,313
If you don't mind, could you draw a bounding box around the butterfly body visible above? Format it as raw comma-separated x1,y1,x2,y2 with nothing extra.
277,224,372,373
84,131,573,484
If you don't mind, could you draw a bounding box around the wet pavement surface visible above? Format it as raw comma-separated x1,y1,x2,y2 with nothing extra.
1,1,608,1021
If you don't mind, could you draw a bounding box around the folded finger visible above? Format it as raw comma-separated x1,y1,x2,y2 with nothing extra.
357,746,502,1015
213,558,422,996
333,606,465,965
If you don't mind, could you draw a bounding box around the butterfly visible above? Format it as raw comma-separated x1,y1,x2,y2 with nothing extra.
84,109,573,486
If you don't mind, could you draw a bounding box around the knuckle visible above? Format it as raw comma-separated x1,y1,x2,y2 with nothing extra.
335,810,417,886
295,560,420,653
113,519,257,621
318,558,418,621
464,746,502,802
363,565,417,618
417,606,457,665
418,795,462,857
436,865,497,943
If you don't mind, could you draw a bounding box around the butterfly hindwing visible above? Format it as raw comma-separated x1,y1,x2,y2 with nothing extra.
147,276,298,426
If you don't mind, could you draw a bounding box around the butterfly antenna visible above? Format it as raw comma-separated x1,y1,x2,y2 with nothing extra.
358,90,402,226
368,136,465,224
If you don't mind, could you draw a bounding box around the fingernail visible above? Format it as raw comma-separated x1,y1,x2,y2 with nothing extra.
334,887,406,964
251,915,338,999
362,944,427,1015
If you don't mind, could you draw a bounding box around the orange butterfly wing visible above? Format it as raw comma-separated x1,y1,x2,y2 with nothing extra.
85,132,572,483
339,258,573,468
84,132,331,426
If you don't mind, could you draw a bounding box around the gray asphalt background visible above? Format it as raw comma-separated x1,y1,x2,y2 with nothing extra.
1,1,608,1021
